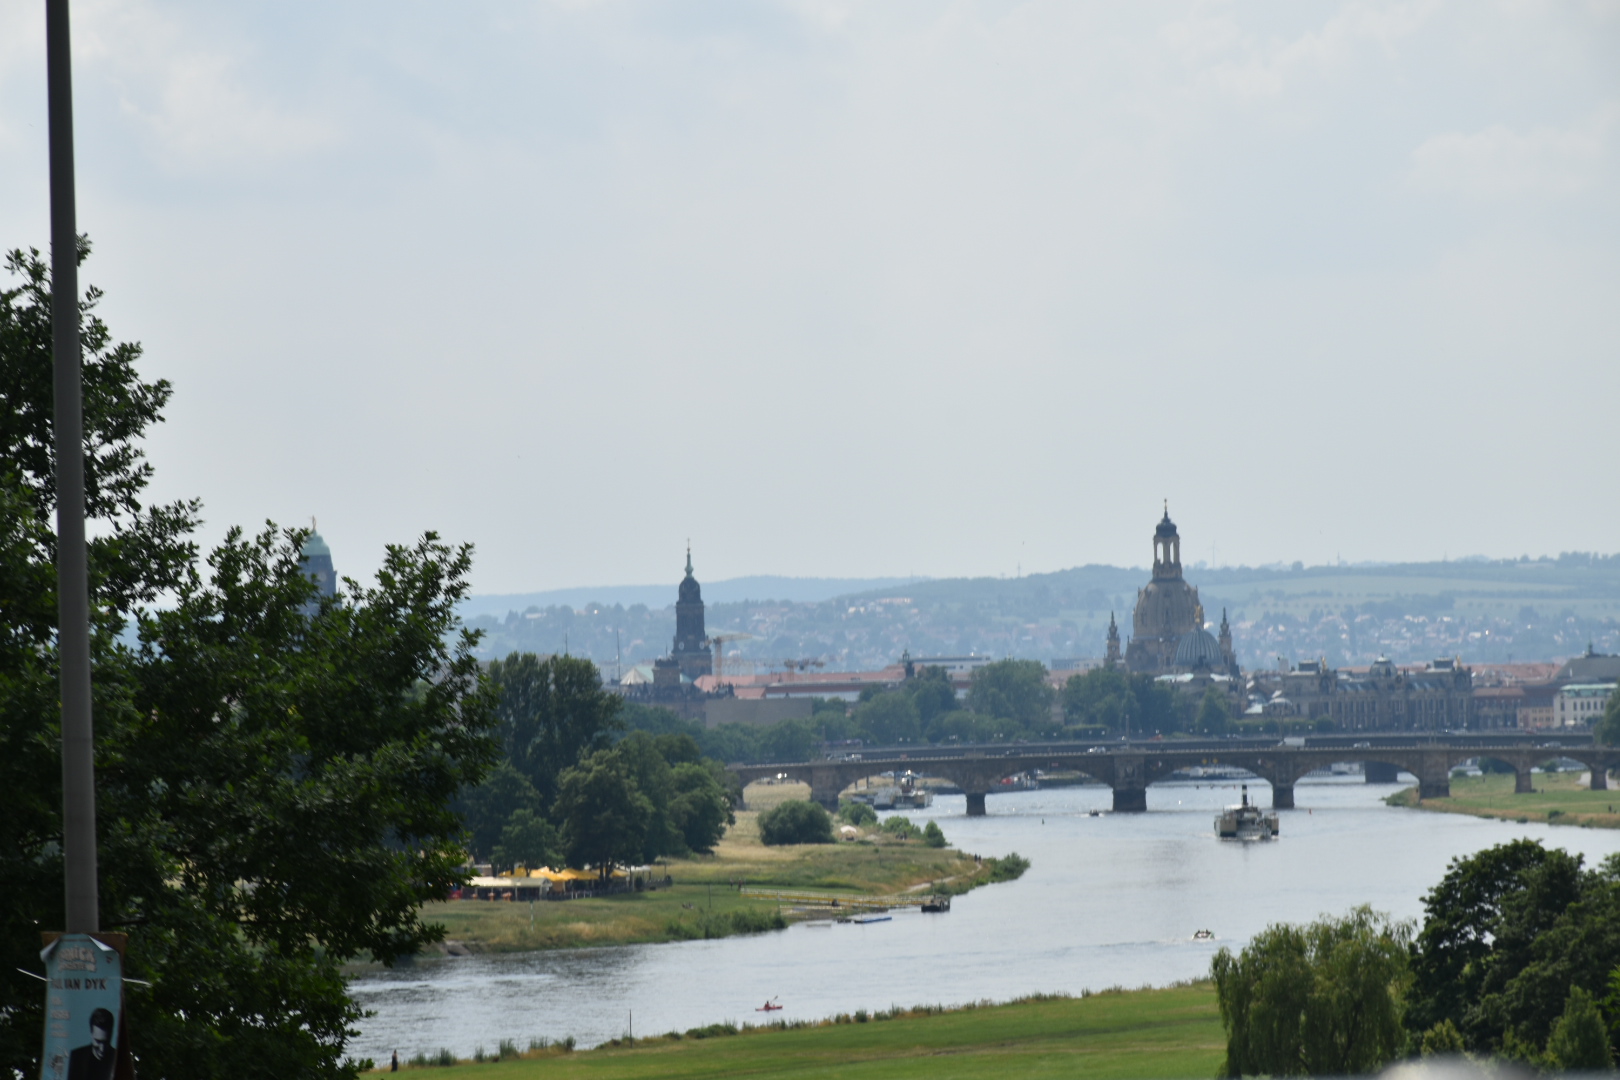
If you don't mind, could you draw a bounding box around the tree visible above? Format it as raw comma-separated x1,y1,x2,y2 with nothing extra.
491,809,560,873
757,800,833,845
927,708,1020,744
905,665,958,724
839,801,878,826
1546,987,1613,1071
1197,687,1232,735
554,747,653,879
880,816,914,839
922,820,947,848
696,721,760,764
1061,667,1176,735
457,760,544,861
967,659,1055,731
668,761,733,854
1,244,498,1078
1597,689,1620,747
856,690,922,744
615,731,684,861
1419,1020,1464,1057
1212,906,1412,1077
490,651,623,808
1406,839,1590,1052
758,716,820,761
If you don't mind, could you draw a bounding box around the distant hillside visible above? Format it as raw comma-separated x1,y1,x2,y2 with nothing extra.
463,554,1620,672
459,575,928,619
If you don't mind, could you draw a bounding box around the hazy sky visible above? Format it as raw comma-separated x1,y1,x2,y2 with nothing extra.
2,1,1616,594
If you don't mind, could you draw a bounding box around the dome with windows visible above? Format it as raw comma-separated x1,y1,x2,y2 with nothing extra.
1174,628,1223,669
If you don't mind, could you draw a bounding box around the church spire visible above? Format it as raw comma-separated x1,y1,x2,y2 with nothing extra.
1105,611,1122,668
685,540,693,577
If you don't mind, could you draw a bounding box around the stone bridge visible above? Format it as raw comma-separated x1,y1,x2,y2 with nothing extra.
731,737,1618,816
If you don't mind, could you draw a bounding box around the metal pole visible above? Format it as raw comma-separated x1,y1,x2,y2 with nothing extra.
47,0,99,935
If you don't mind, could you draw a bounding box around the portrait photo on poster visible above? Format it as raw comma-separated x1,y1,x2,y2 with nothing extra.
39,934,124,1080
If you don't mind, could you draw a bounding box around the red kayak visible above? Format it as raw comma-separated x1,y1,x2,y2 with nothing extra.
756,1002,783,1012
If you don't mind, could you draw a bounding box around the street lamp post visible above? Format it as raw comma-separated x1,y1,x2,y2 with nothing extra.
46,0,99,935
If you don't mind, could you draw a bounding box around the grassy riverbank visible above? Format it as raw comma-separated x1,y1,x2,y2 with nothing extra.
1386,770,1620,828
420,783,1009,954
373,982,1223,1078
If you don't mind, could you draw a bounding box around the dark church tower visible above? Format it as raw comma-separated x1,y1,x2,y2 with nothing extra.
1105,612,1122,668
671,545,712,680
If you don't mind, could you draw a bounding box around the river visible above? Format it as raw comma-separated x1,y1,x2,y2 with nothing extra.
347,778,1620,1062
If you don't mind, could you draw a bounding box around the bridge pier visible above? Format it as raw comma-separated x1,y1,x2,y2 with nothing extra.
965,792,987,817
1418,775,1451,799
1113,787,1147,813
1272,784,1295,810
1364,761,1400,784
807,765,847,812
1592,767,1610,791
1516,769,1534,794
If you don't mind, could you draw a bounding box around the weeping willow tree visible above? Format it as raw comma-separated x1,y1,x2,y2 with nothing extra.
1212,906,1413,1077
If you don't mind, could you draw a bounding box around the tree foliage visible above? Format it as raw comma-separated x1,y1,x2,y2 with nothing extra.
1062,666,1178,734
0,244,499,1077
1403,839,1620,1055
555,747,653,878
1546,986,1613,1071
855,691,922,744
1211,906,1412,1077
1197,687,1232,734
490,651,623,807
838,801,878,827
967,659,1056,730
757,800,834,846
457,760,544,861
1597,689,1620,747
491,809,560,873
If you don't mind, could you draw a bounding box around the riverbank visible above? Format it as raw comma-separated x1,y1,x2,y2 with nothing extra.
372,982,1223,1077
420,796,1014,954
1386,770,1620,828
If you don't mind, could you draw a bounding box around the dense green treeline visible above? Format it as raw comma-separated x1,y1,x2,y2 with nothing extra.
621,660,1241,768
1214,839,1620,1076
457,653,737,876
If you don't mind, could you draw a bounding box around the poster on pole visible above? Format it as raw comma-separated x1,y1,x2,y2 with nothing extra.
39,934,124,1080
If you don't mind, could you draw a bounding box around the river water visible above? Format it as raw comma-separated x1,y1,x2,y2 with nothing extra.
348,778,1620,1062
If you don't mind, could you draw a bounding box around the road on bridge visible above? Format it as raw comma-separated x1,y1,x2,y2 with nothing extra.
732,733,1608,816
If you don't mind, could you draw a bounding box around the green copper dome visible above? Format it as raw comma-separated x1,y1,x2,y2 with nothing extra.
302,531,331,558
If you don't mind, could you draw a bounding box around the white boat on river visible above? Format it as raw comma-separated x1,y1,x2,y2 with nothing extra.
1214,784,1279,840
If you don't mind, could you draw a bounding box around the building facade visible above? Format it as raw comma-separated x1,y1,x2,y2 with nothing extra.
1554,683,1616,728
1255,656,1476,731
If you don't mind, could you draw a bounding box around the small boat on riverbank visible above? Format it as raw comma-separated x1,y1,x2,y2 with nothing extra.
1215,785,1279,841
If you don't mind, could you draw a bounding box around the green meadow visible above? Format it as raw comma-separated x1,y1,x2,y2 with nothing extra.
376,983,1224,1079
1387,769,1620,829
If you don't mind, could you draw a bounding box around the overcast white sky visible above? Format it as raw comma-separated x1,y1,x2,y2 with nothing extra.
2,1,1616,593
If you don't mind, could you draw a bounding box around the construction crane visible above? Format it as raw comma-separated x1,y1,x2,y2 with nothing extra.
708,632,756,684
